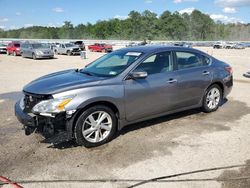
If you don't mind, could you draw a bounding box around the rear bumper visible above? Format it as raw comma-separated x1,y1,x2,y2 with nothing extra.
223,75,233,98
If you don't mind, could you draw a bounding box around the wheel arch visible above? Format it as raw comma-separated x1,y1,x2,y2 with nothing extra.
207,81,224,96
69,100,120,137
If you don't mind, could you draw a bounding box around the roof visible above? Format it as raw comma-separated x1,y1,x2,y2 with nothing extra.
118,45,204,54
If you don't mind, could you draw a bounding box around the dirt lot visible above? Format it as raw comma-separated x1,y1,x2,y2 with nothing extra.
0,47,250,188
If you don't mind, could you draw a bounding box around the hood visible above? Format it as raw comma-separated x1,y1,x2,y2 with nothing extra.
23,69,103,95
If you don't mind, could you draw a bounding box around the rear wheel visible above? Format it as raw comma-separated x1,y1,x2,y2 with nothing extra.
202,84,222,113
74,105,117,148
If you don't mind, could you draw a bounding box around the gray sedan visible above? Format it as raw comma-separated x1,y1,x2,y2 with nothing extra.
15,46,233,147
21,43,54,59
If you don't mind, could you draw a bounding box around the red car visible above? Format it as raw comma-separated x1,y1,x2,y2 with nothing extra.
88,43,113,53
7,42,21,56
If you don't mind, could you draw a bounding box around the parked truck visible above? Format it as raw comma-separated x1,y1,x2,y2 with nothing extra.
88,43,113,53
54,43,81,56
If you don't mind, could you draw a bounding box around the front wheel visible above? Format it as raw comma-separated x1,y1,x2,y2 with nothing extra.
202,84,222,113
74,105,117,148
32,53,37,60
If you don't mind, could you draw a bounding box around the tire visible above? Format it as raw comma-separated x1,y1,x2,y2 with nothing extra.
67,51,71,56
202,84,222,113
13,51,17,56
74,105,117,148
32,53,37,60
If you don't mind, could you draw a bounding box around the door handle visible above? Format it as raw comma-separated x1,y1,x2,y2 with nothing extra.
167,78,177,84
202,71,210,75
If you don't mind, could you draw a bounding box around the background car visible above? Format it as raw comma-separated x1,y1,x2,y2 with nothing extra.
71,41,85,51
88,43,113,52
54,43,81,56
213,41,226,49
20,42,54,60
234,43,245,49
6,41,21,56
0,43,7,54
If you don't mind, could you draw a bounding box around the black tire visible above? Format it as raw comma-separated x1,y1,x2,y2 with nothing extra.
74,105,117,148
32,53,37,60
202,84,222,113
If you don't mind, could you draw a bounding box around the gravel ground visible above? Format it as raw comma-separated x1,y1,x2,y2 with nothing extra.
0,47,250,188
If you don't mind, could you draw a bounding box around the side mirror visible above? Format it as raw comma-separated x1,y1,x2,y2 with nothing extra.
129,71,148,79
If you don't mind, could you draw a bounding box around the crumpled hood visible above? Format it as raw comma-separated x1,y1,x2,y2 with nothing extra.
23,69,103,95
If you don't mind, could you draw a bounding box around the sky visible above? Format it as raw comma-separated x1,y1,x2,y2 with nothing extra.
0,0,250,30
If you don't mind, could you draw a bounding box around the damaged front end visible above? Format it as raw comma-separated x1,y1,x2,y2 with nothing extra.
15,92,76,139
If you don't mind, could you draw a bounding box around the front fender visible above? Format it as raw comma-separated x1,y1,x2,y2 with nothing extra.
60,84,125,119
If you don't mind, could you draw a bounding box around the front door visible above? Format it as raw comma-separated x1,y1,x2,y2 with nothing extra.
124,51,179,122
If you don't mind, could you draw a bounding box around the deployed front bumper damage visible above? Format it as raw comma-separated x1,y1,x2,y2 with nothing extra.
15,100,75,140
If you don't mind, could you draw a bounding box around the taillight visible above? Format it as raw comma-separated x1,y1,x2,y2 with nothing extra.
225,66,233,74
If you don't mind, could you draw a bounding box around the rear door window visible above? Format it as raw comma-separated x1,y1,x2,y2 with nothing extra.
175,51,204,70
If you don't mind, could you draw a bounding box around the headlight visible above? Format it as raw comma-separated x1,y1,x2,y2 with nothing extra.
32,95,75,114
19,96,25,110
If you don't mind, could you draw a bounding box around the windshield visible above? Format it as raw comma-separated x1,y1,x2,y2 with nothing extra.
82,50,142,77
65,43,75,47
32,43,48,49
14,43,20,47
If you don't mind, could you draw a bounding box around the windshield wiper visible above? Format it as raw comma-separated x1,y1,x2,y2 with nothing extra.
79,69,95,76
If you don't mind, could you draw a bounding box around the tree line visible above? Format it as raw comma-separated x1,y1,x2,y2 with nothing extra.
0,9,250,41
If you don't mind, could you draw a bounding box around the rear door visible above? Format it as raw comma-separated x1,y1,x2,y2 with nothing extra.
173,51,212,109
124,51,180,121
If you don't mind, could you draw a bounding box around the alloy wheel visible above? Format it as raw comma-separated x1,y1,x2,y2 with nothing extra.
82,111,112,143
206,88,220,110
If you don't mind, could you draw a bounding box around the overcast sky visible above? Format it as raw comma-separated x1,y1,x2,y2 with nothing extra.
0,0,250,30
